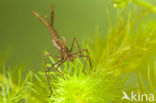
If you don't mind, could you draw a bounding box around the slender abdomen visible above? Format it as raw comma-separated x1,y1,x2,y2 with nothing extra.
48,26,60,40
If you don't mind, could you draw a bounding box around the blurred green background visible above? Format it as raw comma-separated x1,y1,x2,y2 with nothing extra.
0,0,156,103
0,0,156,70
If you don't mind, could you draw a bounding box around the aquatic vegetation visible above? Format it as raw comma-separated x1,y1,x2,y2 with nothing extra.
0,1,156,103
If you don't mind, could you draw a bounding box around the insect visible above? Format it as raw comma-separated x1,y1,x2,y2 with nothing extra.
33,5,92,96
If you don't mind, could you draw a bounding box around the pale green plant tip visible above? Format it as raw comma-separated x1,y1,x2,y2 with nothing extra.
48,70,122,103
113,0,156,14
1,2,156,103
39,50,123,103
0,67,34,103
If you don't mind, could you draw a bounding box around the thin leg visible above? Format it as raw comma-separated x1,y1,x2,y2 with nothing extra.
70,37,82,55
54,59,66,75
80,55,88,73
33,10,48,26
73,49,92,72
51,4,54,25
45,58,63,97
42,54,61,66
44,14,50,24
75,55,91,74
73,49,92,69
51,59,67,83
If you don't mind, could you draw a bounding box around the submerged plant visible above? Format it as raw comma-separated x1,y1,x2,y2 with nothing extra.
1,1,156,103
0,66,32,103
32,51,122,103
113,0,156,13
31,8,156,103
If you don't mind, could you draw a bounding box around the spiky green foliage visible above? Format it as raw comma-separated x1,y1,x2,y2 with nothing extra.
24,50,121,103
89,11,156,73
0,67,32,103
36,51,122,103
1,3,156,103
30,9,156,103
113,0,156,13
87,8,156,102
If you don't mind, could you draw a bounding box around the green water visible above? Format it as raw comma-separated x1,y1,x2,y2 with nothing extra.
0,0,155,70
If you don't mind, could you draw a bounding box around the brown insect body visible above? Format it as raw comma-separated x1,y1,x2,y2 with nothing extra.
48,25,74,61
33,5,92,97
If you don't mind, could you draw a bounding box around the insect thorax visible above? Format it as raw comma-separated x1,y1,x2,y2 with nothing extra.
52,39,66,50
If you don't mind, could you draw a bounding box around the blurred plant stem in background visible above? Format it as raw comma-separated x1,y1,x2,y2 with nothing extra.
133,0,156,13
113,0,156,13
0,1,156,103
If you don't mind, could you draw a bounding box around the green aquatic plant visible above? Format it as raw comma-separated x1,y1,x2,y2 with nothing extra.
31,8,156,103
87,5,156,102
0,66,32,103
37,51,123,103
1,2,156,103
113,0,156,13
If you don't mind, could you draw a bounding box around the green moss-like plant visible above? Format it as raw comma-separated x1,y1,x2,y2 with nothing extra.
0,2,156,103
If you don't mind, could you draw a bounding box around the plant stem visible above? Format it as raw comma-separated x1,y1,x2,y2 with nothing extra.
133,0,156,13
